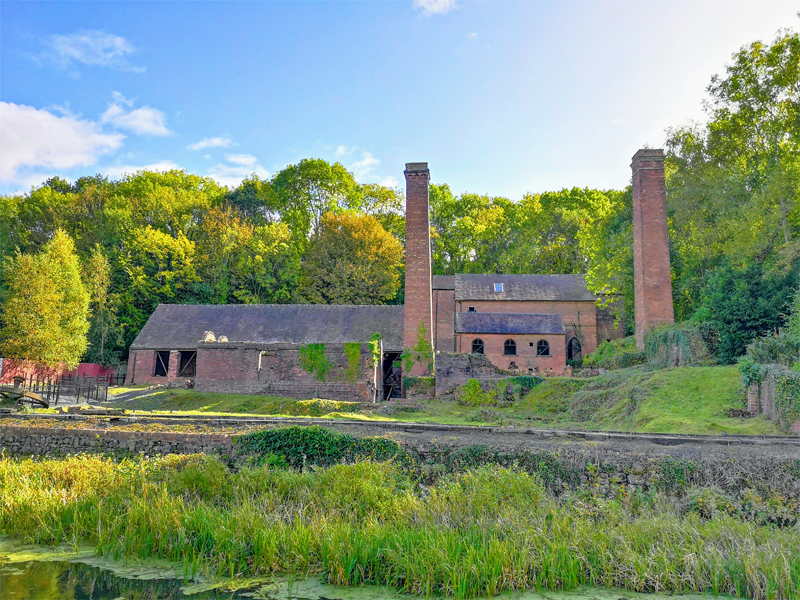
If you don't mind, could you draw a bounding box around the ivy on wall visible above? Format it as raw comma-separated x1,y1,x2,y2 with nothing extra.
299,343,330,382
741,362,800,430
344,342,362,383
401,321,434,375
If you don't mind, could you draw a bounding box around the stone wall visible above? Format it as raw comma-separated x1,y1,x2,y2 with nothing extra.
194,342,377,402
435,352,510,398
0,426,234,456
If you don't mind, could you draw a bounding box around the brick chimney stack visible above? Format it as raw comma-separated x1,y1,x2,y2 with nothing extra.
403,162,434,373
632,149,675,349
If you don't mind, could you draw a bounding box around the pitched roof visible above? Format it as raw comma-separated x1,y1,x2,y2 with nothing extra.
130,304,404,351
455,274,597,302
456,312,565,335
432,275,455,290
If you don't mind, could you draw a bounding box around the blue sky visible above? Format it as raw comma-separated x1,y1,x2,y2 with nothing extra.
1,1,797,199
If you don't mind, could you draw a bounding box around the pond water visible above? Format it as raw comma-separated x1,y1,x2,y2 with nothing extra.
0,540,737,600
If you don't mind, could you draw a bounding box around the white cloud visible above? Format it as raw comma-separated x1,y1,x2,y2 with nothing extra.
467,32,478,39
208,154,269,188
335,144,355,157
380,176,399,188
611,118,622,125
104,161,181,180
349,152,381,182
0,102,123,186
188,136,233,151
100,93,171,136
413,0,458,16
225,153,258,166
45,30,144,72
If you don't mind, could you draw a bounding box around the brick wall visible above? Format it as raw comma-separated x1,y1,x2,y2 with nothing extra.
632,149,675,349
403,163,434,375
126,349,193,386
456,299,599,355
433,289,456,352
194,342,377,402
455,333,566,374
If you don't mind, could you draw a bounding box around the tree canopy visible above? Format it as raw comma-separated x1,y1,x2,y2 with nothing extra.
0,27,797,367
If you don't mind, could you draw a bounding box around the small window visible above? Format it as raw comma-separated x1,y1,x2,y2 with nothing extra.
529,342,534,347
471,338,485,355
154,351,170,377
504,339,517,356
468,306,476,312
537,340,550,356
568,337,582,361
179,351,197,377
493,283,504,293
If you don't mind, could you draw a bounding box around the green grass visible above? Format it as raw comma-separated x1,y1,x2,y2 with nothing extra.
1,454,798,599
520,366,782,435
104,366,783,435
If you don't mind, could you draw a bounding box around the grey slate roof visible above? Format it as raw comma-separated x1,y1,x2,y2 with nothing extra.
432,275,455,290
455,274,597,302
130,304,404,351
456,312,565,335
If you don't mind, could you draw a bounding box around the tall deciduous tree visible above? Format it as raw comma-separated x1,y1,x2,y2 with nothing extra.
83,246,124,366
272,158,362,241
297,212,403,305
0,230,90,368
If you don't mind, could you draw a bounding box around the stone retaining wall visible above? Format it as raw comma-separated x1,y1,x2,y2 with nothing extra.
0,426,234,456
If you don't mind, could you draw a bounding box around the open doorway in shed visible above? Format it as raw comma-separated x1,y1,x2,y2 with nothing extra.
382,352,402,400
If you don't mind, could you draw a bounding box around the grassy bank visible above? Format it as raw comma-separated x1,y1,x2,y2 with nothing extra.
521,366,781,435
1,453,798,599
104,365,781,436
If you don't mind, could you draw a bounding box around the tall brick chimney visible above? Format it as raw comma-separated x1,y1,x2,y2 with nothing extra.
403,162,434,374
632,149,675,349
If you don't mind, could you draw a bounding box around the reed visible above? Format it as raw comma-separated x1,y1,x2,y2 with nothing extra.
1,454,798,599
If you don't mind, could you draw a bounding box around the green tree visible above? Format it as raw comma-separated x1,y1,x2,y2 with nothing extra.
83,246,124,366
272,158,362,241
0,230,90,369
297,212,404,305
226,175,280,224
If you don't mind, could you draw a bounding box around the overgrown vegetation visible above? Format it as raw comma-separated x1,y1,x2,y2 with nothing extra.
522,366,781,435
299,343,330,382
343,342,362,383
1,451,799,599
583,336,645,370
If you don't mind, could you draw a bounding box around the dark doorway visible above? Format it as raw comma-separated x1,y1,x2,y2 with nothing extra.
179,351,197,377
382,352,402,400
568,337,582,361
154,351,170,377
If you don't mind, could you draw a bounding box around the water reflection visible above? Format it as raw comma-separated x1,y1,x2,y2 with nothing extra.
0,560,244,600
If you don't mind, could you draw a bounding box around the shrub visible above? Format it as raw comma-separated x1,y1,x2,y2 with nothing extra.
583,336,646,370
234,425,405,468
292,399,360,416
457,379,496,406
743,330,800,367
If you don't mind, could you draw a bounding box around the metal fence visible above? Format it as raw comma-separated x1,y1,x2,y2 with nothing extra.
12,373,125,405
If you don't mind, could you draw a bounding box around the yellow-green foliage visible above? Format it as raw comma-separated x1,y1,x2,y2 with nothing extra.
1,455,799,599
457,379,496,406
0,229,90,368
299,343,329,381
343,342,362,383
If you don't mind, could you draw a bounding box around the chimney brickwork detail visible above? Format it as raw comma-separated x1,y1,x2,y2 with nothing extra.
632,149,675,349
403,162,434,374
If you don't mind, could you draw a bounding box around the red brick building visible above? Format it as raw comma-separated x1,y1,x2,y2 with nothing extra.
126,153,671,398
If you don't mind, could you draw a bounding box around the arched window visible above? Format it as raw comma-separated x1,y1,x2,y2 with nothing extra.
471,338,485,355
536,340,550,356
568,337,582,361
504,339,517,356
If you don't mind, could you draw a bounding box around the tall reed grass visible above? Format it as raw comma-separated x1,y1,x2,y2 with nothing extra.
1,454,798,599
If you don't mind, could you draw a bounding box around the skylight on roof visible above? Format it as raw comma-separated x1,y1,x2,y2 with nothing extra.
493,283,504,292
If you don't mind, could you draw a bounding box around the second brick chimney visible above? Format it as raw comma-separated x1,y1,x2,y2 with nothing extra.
632,149,675,349
403,162,434,374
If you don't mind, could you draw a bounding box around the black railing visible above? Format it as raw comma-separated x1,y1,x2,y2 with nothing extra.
12,373,125,405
